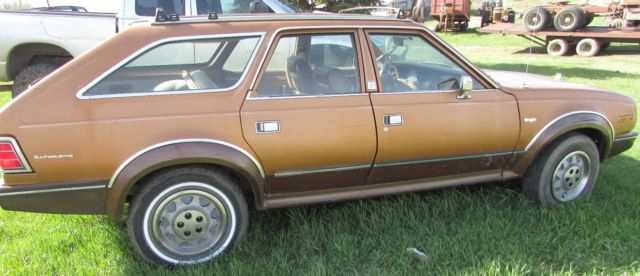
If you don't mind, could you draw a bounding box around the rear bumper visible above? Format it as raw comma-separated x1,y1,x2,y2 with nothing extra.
0,180,108,214
609,131,638,158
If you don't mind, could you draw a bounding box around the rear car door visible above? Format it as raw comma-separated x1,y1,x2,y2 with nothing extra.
364,29,520,184
240,30,377,194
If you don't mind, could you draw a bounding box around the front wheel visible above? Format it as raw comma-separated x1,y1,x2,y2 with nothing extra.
523,133,600,204
127,166,248,265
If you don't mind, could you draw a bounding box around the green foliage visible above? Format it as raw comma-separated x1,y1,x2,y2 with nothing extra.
1,29,639,274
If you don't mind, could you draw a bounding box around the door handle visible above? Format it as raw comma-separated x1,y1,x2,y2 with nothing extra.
383,114,403,126
256,121,280,133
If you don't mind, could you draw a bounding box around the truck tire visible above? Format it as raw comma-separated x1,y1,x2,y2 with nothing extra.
127,166,248,265
522,133,599,205
523,6,550,32
554,6,584,32
576,38,601,57
547,39,570,56
12,63,56,99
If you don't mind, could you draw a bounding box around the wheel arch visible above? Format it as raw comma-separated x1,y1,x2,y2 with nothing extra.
104,139,266,220
7,42,72,80
509,111,613,176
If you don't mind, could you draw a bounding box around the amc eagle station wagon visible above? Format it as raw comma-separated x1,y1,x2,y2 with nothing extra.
0,13,637,265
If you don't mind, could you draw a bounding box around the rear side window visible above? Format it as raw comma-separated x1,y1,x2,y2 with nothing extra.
136,0,185,16
256,33,361,97
82,35,261,97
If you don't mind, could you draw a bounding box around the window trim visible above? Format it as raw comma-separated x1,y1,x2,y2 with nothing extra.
366,31,488,94
249,30,365,100
76,32,266,100
247,25,499,100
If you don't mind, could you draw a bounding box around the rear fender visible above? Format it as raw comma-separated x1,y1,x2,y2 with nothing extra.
104,139,265,219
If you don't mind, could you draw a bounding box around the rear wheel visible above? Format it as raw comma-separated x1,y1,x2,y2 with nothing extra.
127,166,248,265
523,6,551,32
554,6,585,32
547,38,570,56
12,63,56,98
576,38,601,57
523,133,600,204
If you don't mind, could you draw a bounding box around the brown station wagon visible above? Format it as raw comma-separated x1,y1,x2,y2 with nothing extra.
0,13,637,265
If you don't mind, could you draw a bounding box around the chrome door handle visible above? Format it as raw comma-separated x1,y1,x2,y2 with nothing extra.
256,121,280,133
383,114,403,126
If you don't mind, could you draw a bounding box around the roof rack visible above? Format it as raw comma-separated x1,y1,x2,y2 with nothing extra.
151,12,411,26
154,7,179,22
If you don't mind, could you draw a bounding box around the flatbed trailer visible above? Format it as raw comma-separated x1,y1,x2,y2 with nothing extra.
478,23,640,56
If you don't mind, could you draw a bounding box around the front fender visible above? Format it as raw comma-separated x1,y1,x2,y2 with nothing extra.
507,111,613,177
104,139,265,219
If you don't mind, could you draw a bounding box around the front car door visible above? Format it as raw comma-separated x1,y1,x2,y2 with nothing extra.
241,30,376,194
364,29,520,184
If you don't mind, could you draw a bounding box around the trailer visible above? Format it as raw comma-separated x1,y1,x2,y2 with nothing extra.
478,23,640,56
431,0,471,32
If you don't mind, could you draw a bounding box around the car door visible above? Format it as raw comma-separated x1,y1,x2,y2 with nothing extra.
240,30,377,194
364,29,520,184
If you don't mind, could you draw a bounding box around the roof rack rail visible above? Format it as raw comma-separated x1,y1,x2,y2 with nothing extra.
155,7,179,22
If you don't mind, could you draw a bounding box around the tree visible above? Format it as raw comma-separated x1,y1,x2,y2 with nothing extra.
1,1,31,10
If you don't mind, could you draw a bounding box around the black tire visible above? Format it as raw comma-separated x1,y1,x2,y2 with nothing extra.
547,38,570,56
460,21,469,32
523,6,550,32
12,63,56,99
523,133,600,205
576,38,601,57
553,6,585,32
583,13,594,27
127,166,248,265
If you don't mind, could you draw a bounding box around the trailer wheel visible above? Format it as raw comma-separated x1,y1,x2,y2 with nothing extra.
554,7,585,32
547,39,570,56
523,7,550,32
576,38,601,57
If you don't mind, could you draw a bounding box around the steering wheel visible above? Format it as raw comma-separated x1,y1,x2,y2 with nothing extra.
181,70,199,90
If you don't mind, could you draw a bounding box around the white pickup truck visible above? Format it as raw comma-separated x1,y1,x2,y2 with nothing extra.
0,0,295,97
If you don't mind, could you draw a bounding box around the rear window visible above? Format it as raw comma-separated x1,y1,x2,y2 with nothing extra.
82,35,261,97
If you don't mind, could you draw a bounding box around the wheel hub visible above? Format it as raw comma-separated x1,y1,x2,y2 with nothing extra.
150,188,228,257
551,151,591,201
173,209,208,240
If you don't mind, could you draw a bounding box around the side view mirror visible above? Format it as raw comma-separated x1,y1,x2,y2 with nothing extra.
457,75,473,99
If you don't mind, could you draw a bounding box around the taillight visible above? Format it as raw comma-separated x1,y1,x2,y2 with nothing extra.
0,138,32,173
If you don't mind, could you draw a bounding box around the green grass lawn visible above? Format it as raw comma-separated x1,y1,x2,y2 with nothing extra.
1,29,639,274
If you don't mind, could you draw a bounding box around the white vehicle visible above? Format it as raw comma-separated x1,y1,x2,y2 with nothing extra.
0,0,295,97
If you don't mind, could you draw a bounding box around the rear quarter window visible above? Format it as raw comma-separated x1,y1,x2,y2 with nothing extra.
81,35,262,98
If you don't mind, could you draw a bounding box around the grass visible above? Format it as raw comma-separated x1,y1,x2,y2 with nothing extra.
1,26,639,274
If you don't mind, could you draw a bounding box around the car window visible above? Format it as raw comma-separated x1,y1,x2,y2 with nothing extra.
256,33,361,97
83,36,260,97
369,33,485,93
195,0,266,14
136,0,185,16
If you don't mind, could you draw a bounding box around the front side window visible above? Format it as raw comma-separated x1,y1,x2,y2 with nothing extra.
83,35,260,97
256,33,361,97
136,0,185,16
369,33,485,93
